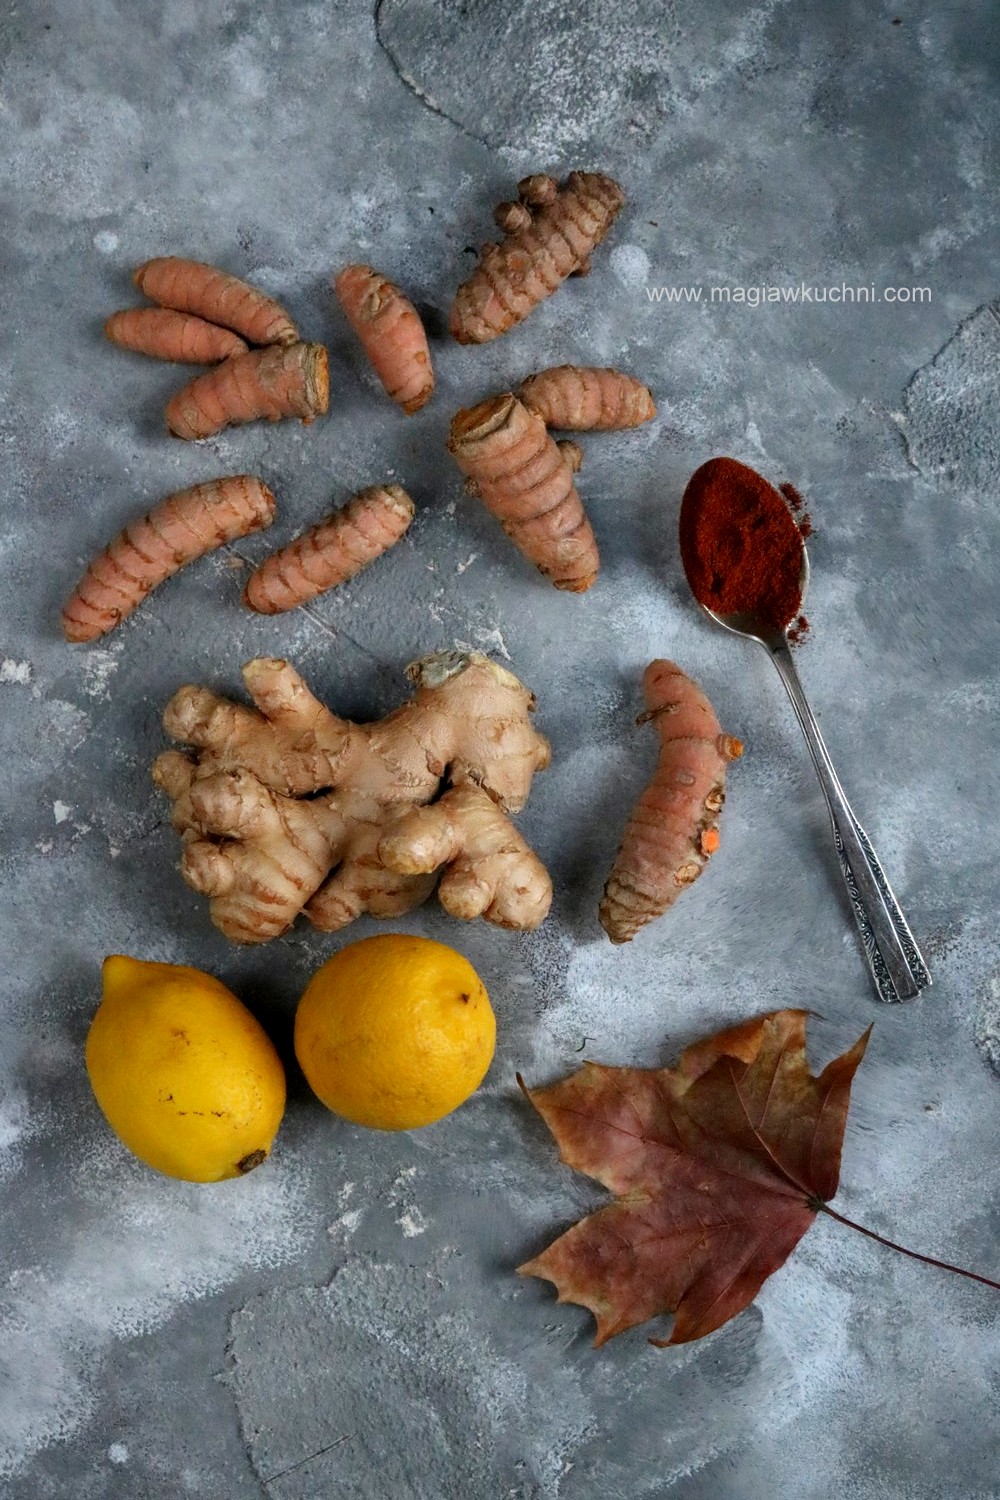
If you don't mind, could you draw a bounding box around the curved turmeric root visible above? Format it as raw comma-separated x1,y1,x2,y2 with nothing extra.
450,171,625,344
152,651,552,942
165,341,329,440
61,476,276,643
133,257,298,347
599,660,743,943
519,366,656,431
334,265,434,414
104,308,249,363
448,394,599,592
244,484,415,614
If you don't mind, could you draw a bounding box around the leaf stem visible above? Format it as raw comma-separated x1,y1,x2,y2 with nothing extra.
818,1204,1000,1291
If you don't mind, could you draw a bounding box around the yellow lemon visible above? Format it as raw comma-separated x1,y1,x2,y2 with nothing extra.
294,934,496,1130
86,955,286,1182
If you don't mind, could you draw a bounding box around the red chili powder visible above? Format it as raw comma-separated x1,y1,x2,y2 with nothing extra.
779,481,814,538
679,457,805,632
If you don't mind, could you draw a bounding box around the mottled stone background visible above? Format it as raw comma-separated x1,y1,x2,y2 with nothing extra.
2,1,999,1495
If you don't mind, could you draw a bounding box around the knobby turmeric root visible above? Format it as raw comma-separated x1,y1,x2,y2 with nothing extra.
104,308,249,363
519,366,656,431
556,439,584,473
133,257,299,347
600,660,743,943
334,265,434,414
152,651,553,942
244,484,415,614
165,341,329,440
61,476,276,643
448,394,600,591
450,171,625,344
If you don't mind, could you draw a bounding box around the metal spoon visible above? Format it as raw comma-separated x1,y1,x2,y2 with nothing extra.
698,546,931,1003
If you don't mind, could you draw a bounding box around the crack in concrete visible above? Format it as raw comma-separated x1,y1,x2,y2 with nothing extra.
372,0,492,149
262,1433,352,1487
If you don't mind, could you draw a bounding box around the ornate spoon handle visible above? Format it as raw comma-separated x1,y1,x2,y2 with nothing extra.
768,641,931,1002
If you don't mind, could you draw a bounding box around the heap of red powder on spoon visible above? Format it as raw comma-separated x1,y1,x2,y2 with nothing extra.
679,456,810,638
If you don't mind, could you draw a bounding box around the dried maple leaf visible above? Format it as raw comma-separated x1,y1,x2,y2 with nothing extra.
518,1009,870,1346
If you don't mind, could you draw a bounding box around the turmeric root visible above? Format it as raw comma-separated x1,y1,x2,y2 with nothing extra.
599,660,743,943
244,484,414,615
448,394,599,592
449,171,625,344
462,440,580,497
557,440,584,473
133,257,298,347
165,341,329,440
334,265,434,414
519,366,656,431
104,308,249,364
61,476,276,643
152,651,552,942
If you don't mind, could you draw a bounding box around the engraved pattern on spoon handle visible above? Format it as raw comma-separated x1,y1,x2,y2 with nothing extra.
832,820,931,996
768,641,931,1003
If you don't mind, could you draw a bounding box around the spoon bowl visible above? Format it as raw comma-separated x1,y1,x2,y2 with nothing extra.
698,548,811,649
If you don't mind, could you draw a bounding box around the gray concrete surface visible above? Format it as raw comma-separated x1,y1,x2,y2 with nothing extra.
2,1,999,1495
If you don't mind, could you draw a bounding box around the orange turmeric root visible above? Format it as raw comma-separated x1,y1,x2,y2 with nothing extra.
599,660,743,943
244,484,415,614
519,366,656,430
62,476,276,643
104,308,249,363
133,257,298,347
448,394,600,592
334,265,434,414
450,171,625,344
165,342,329,440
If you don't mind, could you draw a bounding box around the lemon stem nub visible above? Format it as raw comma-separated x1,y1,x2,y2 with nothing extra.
236,1149,268,1174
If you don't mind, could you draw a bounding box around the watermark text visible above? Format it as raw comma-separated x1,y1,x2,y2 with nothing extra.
644,282,931,307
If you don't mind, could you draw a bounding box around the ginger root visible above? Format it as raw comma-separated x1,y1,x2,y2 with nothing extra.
62,475,276,643
519,366,656,431
133,257,299,347
600,660,743,943
334,265,434,414
450,171,624,344
165,341,329,440
104,308,249,364
244,484,414,615
152,651,553,943
448,393,599,591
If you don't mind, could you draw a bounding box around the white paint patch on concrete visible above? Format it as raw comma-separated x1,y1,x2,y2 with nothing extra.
0,1088,35,1182
78,645,122,701
397,1207,426,1237
610,243,651,287
93,230,119,255
470,627,511,661
0,659,32,684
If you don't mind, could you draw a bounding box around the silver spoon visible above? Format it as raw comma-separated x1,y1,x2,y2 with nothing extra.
698,547,931,1003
